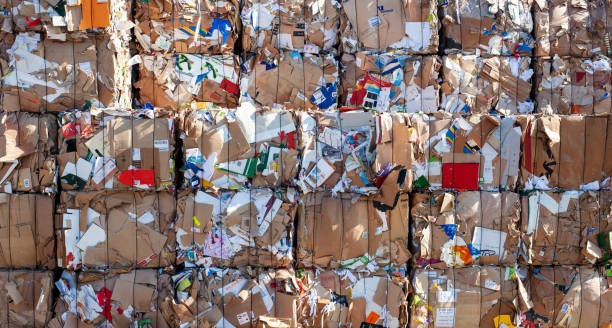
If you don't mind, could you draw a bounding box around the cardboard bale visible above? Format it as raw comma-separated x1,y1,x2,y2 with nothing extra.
0,193,56,269
133,0,239,55
1,32,104,113
440,54,534,114
534,0,610,57
55,191,176,269
535,56,612,114
241,0,339,53
2,0,109,38
179,103,299,190
0,270,54,327
176,189,296,268
158,267,298,328
298,110,415,197
57,108,175,191
338,0,439,54
518,266,611,327
412,113,522,191
134,53,240,110
340,52,440,113
411,191,520,268
241,51,338,111
520,190,612,266
520,115,609,190
296,192,410,270
297,268,409,327
53,269,163,327
410,267,519,328
0,111,57,193
440,0,534,56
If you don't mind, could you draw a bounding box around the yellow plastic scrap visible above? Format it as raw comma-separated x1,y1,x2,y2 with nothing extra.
493,314,514,328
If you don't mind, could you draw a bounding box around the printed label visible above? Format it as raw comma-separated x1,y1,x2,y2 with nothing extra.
154,140,169,151
485,279,497,290
437,290,456,303
368,16,381,28
236,312,250,325
435,308,455,327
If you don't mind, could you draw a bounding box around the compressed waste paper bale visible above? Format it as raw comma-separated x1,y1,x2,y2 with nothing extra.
411,191,520,268
338,0,439,54
440,54,534,114
52,269,163,327
410,266,519,328
518,266,612,327
0,270,54,327
179,103,299,190
176,188,296,268
0,111,57,193
298,110,415,198
57,108,176,191
133,0,239,55
412,113,523,191
535,55,612,114
1,33,108,113
0,193,55,269
440,0,534,56
340,52,440,113
241,0,339,53
296,192,410,270
534,0,610,57
241,51,338,111
55,191,176,269
2,0,110,37
520,115,610,190
520,190,612,265
297,268,409,327
157,267,299,327
134,53,240,110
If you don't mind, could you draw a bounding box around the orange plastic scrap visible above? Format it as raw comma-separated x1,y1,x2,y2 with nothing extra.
69,0,110,30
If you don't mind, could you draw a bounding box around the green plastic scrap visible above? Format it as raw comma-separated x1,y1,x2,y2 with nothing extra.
61,174,86,189
414,176,429,188
53,0,66,16
340,255,370,268
137,318,151,328
412,295,421,306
